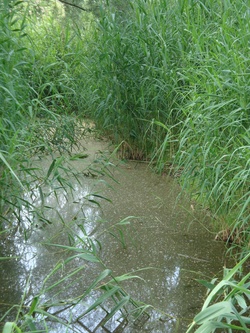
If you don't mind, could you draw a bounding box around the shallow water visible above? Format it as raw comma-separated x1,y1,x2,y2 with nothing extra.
0,138,227,332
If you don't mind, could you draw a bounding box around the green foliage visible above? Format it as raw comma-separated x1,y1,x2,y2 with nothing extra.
0,0,29,134
81,0,182,156
0,0,249,331
187,253,250,333
0,0,86,216
23,3,82,115
0,0,32,212
81,0,250,247
170,0,250,240
1,223,149,332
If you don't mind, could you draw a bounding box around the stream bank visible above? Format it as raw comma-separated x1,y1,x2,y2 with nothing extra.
0,136,228,332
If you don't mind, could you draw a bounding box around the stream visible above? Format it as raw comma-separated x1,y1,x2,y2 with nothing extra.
0,137,227,332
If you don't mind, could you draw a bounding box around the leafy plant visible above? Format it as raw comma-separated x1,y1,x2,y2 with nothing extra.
187,253,250,333
80,0,250,249
0,0,249,331
0,0,89,219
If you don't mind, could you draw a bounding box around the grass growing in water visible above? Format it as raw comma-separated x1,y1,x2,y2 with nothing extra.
81,0,250,249
187,253,250,333
0,0,249,332
80,2,250,329
0,0,87,217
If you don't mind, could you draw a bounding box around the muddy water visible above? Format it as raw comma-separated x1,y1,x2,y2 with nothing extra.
0,138,227,332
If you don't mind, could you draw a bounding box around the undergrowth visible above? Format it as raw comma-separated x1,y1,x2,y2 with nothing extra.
0,0,86,217
81,0,250,249
0,0,249,332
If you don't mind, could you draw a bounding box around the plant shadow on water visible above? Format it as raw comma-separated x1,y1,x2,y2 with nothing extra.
0,138,228,333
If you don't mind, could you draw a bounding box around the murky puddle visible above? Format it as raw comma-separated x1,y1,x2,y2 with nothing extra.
0,138,227,332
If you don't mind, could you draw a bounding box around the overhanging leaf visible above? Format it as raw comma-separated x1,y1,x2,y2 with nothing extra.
0,152,25,190
102,296,130,325
3,322,22,333
194,301,233,324
77,285,120,319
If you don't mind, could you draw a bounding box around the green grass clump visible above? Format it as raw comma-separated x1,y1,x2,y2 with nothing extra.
187,253,250,333
81,0,250,246
81,0,183,157
0,1,249,331
0,0,87,217
170,0,250,243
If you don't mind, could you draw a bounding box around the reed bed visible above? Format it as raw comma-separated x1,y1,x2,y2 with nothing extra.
82,0,250,248
0,0,249,331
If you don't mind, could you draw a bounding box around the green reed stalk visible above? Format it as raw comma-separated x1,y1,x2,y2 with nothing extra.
0,1,87,218
81,0,250,248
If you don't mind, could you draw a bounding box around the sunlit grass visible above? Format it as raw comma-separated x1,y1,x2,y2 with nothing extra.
0,0,249,332
0,0,87,217
187,253,250,333
81,0,250,249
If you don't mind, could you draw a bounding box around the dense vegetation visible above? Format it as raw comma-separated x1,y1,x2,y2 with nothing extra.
82,0,250,250
0,0,249,332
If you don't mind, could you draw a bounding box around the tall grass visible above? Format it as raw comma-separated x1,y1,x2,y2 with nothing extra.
0,0,249,331
170,0,250,246
0,0,87,218
0,0,32,215
81,0,183,157
81,0,250,248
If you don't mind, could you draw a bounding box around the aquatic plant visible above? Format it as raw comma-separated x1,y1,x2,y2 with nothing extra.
1,223,150,333
187,253,250,333
0,0,86,219
81,0,250,249
0,0,249,332
81,0,182,158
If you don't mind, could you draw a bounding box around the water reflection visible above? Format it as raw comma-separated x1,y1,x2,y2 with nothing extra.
165,265,180,290
0,155,227,332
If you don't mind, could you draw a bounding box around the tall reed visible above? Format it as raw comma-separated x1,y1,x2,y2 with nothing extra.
81,0,250,247
170,0,250,245
0,0,86,218
81,0,184,157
